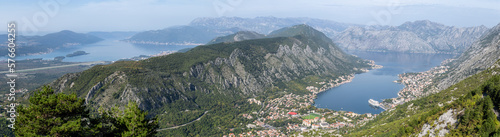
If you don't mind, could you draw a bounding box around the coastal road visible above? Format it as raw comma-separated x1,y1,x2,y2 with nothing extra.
0,61,107,74
156,111,209,131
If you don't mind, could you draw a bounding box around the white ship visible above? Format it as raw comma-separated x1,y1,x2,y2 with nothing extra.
368,99,380,107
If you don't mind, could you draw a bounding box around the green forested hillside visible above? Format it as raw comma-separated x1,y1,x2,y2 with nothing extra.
41,25,372,136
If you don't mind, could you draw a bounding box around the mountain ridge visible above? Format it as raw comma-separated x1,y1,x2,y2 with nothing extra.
125,17,360,46
0,30,102,56
206,31,265,45
47,24,373,116
333,20,489,53
434,22,500,91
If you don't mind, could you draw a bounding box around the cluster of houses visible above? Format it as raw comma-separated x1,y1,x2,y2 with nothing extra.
224,129,285,137
305,75,354,94
302,117,329,129
247,98,262,105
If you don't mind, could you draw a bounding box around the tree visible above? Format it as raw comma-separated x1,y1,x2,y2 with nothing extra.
113,102,158,137
0,118,14,137
15,86,89,136
14,86,158,137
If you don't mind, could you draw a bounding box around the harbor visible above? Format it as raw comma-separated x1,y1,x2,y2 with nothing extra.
368,99,386,110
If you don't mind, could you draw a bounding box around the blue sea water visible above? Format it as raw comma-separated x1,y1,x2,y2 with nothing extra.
5,39,198,62
313,51,455,114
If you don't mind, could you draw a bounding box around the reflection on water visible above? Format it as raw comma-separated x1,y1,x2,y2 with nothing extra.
314,51,454,114
368,105,380,110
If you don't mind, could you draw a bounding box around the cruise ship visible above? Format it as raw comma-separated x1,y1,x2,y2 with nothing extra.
368,99,380,107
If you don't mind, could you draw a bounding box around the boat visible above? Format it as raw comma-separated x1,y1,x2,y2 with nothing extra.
368,99,380,107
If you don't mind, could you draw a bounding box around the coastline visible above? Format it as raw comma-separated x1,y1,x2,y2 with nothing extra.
306,60,384,114
379,65,449,110
122,40,203,46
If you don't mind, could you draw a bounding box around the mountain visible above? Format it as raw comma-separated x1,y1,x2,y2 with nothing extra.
190,16,359,36
126,18,487,54
332,20,489,53
123,26,243,45
346,23,500,136
125,17,360,46
45,25,373,136
50,24,371,111
435,23,500,90
0,30,102,56
206,31,265,44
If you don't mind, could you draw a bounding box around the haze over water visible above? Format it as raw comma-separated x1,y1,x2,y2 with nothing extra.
314,51,455,114
6,39,197,62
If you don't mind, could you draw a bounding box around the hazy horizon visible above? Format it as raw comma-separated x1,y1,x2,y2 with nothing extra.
1,0,499,35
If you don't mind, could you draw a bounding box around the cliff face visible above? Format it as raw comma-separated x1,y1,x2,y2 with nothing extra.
48,25,372,113
436,23,500,90
333,20,489,53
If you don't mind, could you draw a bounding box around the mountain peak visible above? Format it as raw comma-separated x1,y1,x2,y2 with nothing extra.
400,20,444,27
267,24,322,38
54,30,79,35
207,31,265,44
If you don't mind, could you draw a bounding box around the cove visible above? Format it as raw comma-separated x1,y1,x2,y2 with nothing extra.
314,51,454,114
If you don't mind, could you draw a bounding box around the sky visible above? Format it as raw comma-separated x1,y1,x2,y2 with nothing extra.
1,0,499,35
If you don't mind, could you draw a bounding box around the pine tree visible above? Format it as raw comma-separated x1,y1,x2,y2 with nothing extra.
15,86,88,136
0,118,14,137
14,86,158,136
114,102,158,137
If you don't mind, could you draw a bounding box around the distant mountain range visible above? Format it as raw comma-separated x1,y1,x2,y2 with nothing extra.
86,31,138,40
1,30,102,56
333,20,489,53
126,17,488,54
189,16,357,37
123,17,359,45
123,26,244,45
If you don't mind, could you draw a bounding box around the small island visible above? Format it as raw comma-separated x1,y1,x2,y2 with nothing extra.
66,51,89,57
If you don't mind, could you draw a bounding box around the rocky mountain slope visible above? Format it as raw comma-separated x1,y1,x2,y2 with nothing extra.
333,20,489,53
47,25,373,114
435,23,500,90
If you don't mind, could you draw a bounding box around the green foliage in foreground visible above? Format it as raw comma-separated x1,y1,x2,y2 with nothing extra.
0,118,14,137
14,86,158,137
16,86,88,136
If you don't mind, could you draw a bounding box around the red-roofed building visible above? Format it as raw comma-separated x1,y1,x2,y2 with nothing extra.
288,112,297,115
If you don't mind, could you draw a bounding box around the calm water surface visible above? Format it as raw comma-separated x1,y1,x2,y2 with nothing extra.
8,39,197,62
314,52,455,114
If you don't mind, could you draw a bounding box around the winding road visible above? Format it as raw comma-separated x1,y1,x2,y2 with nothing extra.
156,111,209,131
